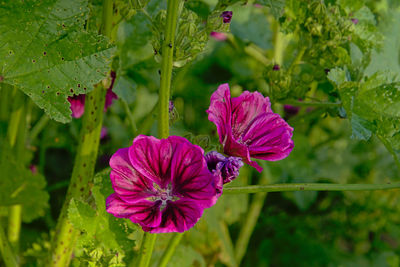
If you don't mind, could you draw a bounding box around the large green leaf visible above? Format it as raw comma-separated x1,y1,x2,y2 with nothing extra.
0,0,115,123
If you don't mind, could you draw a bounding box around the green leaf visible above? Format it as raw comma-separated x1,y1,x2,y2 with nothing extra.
327,68,347,87
0,156,49,222
0,0,115,123
230,5,273,50
68,169,136,262
255,0,285,19
167,245,206,267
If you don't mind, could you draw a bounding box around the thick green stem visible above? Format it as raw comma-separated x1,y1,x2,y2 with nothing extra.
0,222,18,267
49,1,112,265
6,88,24,255
224,182,400,194
234,168,270,265
49,84,106,267
135,1,181,267
136,233,157,267
158,0,181,139
157,233,184,267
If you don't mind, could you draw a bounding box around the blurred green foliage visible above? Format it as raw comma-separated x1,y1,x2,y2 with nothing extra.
1,0,400,266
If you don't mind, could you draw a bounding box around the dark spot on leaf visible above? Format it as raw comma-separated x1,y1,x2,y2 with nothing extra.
62,24,65,28
0,76,3,82
77,84,80,87
91,111,94,115
43,51,47,56
61,57,64,61
158,70,161,75
84,87,87,90
56,92,60,96
90,96,93,100
80,187,84,192
47,85,50,88
70,89,73,93
32,59,36,63
42,90,45,93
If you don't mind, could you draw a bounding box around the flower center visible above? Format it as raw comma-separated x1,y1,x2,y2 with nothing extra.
147,183,179,210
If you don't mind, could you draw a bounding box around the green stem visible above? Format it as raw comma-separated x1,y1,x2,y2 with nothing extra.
136,1,181,266
158,0,181,139
234,168,270,265
223,182,400,194
288,46,306,74
218,221,237,267
28,114,50,144
0,83,11,121
0,222,18,267
280,100,341,108
272,20,284,65
49,84,107,267
243,44,270,67
49,1,112,265
121,99,138,136
136,233,157,267
157,233,184,267
6,88,24,255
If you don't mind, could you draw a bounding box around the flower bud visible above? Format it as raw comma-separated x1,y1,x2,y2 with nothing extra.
205,151,243,184
220,11,233,23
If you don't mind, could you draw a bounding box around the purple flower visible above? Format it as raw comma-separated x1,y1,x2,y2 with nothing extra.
205,151,243,184
210,31,228,41
100,127,108,139
68,94,85,118
351,18,359,25
272,64,280,71
69,71,118,118
106,135,222,233
169,101,174,113
220,11,233,23
207,84,294,172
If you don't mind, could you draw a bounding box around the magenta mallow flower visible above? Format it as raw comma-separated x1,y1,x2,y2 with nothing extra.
68,94,86,118
207,84,294,172
220,11,233,23
210,31,228,41
106,135,222,233
68,88,117,118
351,18,359,25
205,151,243,184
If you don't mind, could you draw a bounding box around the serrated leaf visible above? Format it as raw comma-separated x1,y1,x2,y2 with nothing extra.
255,0,285,19
0,0,115,123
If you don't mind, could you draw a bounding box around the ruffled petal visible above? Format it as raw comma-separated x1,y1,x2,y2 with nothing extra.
207,83,233,147
241,113,294,161
231,91,271,139
171,140,219,208
106,194,162,228
143,199,202,233
109,147,156,203
129,135,183,188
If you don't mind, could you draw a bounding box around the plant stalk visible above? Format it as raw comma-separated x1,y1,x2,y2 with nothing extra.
6,88,24,255
158,0,181,139
223,182,400,194
0,222,18,267
49,1,112,265
157,233,184,267
234,168,270,265
49,84,107,266
136,1,181,266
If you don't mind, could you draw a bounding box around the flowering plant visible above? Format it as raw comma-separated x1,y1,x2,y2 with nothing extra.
0,1,399,267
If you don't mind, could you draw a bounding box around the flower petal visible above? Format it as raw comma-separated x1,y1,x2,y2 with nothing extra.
129,135,179,188
143,199,202,233
231,91,271,139
171,140,219,208
106,194,162,228
207,83,232,147
241,113,294,161
109,147,155,203
68,94,85,118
